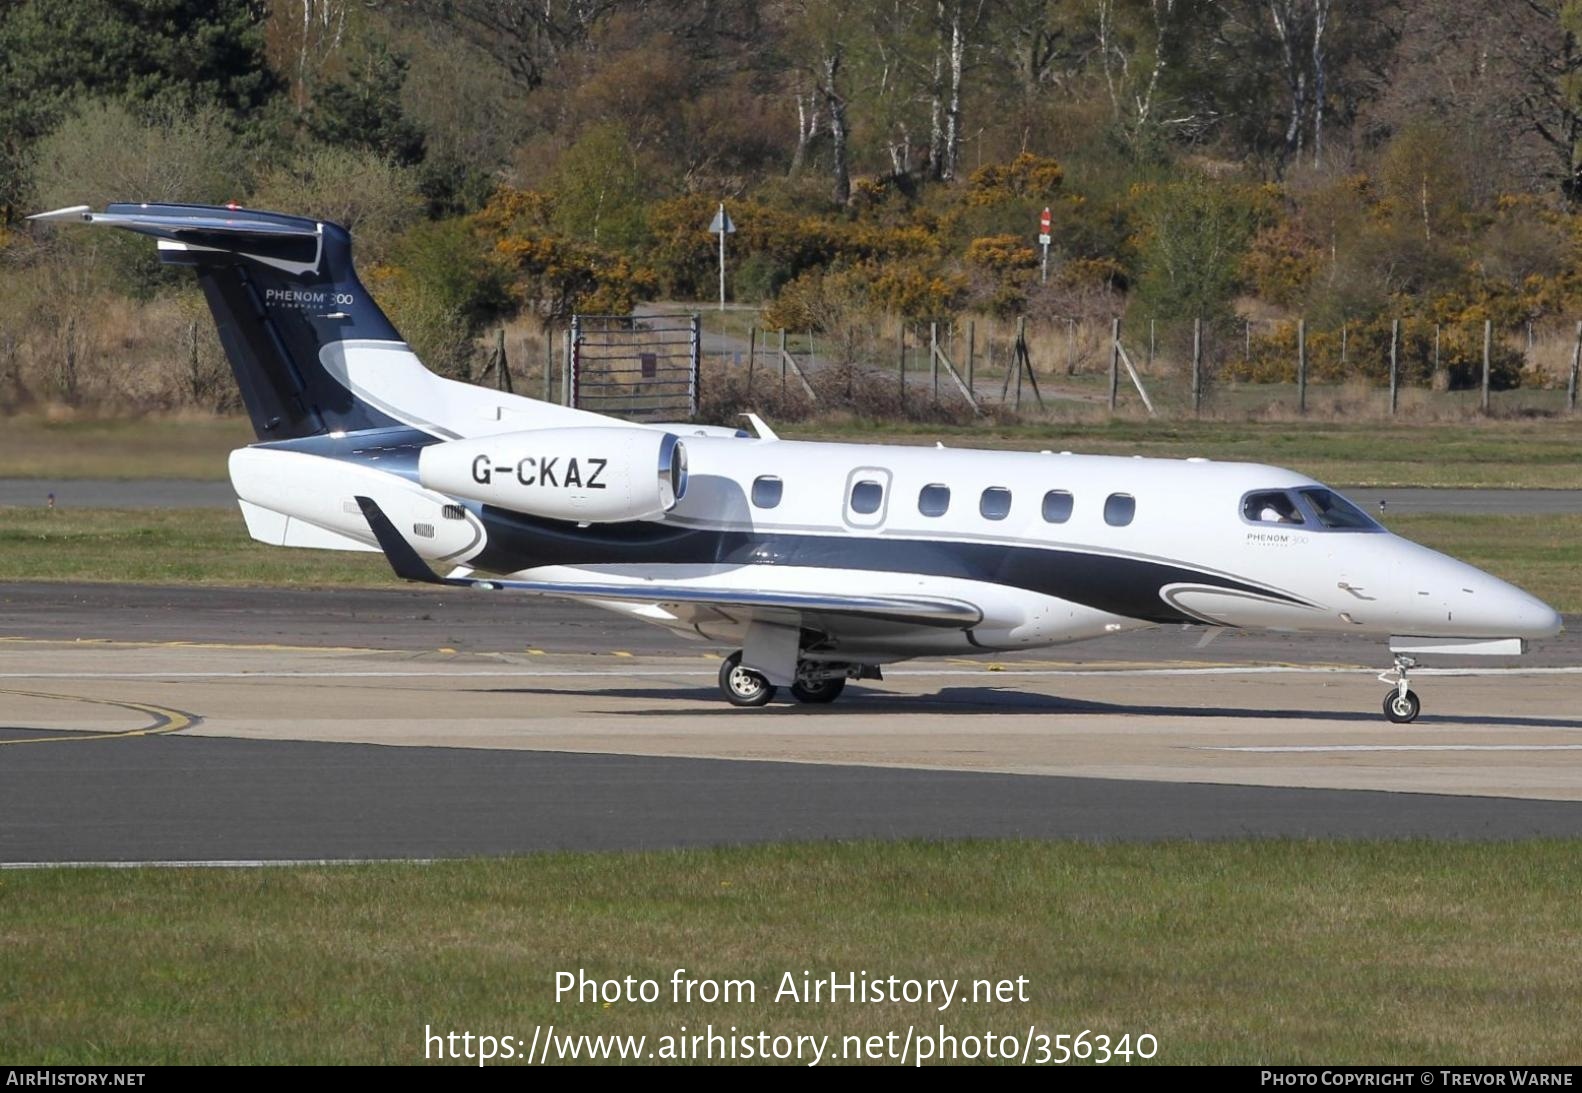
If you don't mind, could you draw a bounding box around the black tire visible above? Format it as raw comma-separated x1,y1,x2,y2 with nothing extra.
1382,688,1421,724
720,651,776,707
790,676,847,704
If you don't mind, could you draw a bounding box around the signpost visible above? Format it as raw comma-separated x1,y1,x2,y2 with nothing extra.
1038,206,1052,284
709,203,736,311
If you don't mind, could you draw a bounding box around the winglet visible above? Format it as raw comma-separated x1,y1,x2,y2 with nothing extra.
354,496,446,585
741,412,778,441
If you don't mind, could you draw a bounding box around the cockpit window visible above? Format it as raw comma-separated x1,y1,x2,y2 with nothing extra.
1242,490,1305,525
1298,488,1380,531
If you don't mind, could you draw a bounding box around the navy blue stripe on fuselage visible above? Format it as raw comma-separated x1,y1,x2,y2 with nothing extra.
468,506,1309,626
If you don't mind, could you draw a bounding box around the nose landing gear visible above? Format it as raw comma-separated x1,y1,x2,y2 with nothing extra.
1379,653,1421,724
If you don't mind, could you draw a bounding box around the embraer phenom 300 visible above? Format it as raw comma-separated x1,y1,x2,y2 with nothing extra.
34,203,1562,720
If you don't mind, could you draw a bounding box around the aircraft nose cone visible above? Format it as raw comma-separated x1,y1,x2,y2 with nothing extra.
1509,594,1564,639
1453,574,1562,639
1387,538,1563,639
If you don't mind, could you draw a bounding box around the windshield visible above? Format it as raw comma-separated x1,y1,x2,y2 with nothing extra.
1298,488,1380,531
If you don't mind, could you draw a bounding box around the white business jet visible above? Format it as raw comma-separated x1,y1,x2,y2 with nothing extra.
33,203,1563,720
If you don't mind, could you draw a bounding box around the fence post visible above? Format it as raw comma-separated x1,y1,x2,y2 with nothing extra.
966,320,976,394
1148,318,1155,369
930,321,939,402
186,320,200,403
898,324,906,408
1569,320,1580,413
1433,323,1441,386
1340,321,1348,365
746,326,756,397
1297,318,1307,415
1388,318,1399,416
1244,319,1251,362
1067,318,1076,375
543,326,554,402
1109,318,1121,412
1481,320,1492,413
497,328,513,392
566,315,580,406
1014,316,1026,409
1191,316,1202,416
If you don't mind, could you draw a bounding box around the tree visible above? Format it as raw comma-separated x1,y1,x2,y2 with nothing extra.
1133,177,1258,322
549,122,649,249
406,0,624,90
307,39,427,167
249,144,423,264
0,0,283,222
1094,0,1194,158
933,0,990,181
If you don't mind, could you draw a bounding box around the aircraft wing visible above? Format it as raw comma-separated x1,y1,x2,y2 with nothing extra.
354,497,981,628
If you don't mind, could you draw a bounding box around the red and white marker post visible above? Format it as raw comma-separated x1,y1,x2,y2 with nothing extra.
1038,206,1052,284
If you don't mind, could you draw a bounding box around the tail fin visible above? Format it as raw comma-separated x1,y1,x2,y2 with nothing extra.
31,203,408,440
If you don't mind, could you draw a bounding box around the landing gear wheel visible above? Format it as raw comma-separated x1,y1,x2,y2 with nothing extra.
1383,688,1421,724
1378,652,1422,724
720,651,776,707
790,677,846,704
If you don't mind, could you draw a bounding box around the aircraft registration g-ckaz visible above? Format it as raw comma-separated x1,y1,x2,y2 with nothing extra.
34,202,1563,721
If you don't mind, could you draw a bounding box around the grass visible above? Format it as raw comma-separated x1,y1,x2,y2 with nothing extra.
0,507,1575,612
0,415,254,480
5,413,1581,488
1,841,1579,1064
0,506,394,587
1389,514,1582,614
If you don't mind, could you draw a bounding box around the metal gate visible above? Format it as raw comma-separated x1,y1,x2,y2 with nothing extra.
568,313,700,420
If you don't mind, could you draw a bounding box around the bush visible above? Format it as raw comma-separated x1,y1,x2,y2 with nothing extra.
1131,177,1259,324
248,144,422,265
1221,319,1523,390
31,99,250,296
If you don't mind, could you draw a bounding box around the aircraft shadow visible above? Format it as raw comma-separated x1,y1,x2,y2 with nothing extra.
476,685,1582,729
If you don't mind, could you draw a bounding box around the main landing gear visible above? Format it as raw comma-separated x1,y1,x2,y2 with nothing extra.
1379,653,1422,724
717,651,858,707
720,651,776,707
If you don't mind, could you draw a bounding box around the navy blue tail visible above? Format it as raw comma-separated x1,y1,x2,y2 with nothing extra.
95,203,410,440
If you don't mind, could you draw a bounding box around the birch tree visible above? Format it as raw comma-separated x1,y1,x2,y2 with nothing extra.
782,0,859,203
1096,0,1184,156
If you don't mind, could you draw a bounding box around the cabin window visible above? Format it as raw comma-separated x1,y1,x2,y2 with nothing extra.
1242,490,1305,525
980,487,1013,521
918,483,951,517
1298,488,1379,531
850,479,884,515
752,475,783,509
1041,490,1074,524
1104,493,1135,527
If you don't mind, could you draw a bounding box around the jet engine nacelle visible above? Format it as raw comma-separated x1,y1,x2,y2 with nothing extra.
417,426,688,522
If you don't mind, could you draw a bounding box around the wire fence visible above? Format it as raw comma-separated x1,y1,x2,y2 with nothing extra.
477,313,1582,423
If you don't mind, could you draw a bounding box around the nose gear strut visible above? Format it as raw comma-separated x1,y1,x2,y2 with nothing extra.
1378,653,1421,724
